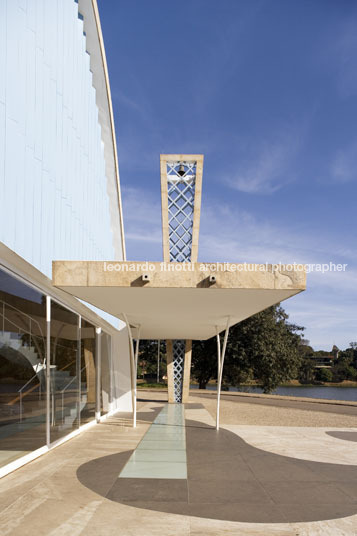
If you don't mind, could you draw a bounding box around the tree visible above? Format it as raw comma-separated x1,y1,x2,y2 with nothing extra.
191,304,305,393
315,367,333,383
349,342,357,369
298,340,314,358
224,306,304,393
136,340,166,381
298,357,316,384
331,357,357,382
191,338,217,389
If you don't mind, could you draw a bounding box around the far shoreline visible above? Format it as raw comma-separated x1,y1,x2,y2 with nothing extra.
137,379,357,389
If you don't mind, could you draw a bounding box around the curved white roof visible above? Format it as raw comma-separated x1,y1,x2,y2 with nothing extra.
78,0,126,260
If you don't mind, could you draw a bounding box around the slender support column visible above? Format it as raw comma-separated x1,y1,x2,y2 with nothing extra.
216,326,221,392
133,326,141,428
166,340,175,403
109,337,114,413
77,317,81,428
123,314,140,427
216,317,230,431
95,327,102,422
157,339,160,384
46,296,51,447
182,339,192,403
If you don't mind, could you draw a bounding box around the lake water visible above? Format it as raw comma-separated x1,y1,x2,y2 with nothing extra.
190,384,357,402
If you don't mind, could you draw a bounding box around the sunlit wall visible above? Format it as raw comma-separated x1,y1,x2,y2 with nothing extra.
0,0,122,278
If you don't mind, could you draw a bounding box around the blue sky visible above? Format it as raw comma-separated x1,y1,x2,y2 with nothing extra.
98,0,357,351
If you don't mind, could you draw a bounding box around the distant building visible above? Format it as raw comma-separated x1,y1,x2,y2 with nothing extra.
332,345,340,359
309,346,339,368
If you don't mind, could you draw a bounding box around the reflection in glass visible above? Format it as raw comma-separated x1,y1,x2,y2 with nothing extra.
0,268,47,467
50,301,79,442
101,332,112,415
80,319,96,424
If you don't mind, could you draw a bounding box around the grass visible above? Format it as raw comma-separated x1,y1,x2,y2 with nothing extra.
137,381,167,389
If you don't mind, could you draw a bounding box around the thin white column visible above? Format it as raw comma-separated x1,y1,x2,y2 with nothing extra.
216,317,230,431
133,326,141,427
95,327,102,423
157,339,160,384
77,316,81,427
123,314,140,428
46,296,51,446
216,326,221,391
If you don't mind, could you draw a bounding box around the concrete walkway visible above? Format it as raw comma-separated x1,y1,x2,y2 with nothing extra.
0,397,357,535
119,404,187,479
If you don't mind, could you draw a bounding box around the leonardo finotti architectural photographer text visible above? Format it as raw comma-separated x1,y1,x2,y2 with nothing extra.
103,262,348,274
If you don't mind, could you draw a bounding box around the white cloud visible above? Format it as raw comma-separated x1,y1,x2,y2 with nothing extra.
331,140,357,183
225,130,302,194
199,204,327,264
121,186,162,260
285,292,357,351
333,22,357,98
315,19,357,99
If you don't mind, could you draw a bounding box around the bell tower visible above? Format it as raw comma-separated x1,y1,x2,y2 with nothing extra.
160,155,204,402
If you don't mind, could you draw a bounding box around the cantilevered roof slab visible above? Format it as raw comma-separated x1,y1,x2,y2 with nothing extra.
52,261,306,340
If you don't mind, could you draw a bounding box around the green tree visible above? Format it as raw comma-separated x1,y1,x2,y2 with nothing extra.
137,340,166,380
298,357,316,384
349,342,357,369
224,306,304,393
331,357,357,382
191,338,217,389
315,367,333,383
191,304,305,393
298,340,314,358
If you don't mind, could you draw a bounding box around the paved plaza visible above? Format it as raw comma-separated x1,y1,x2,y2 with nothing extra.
0,393,357,535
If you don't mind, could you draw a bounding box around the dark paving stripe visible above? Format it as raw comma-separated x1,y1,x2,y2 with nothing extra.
194,391,357,416
326,431,357,442
136,406,165,423
108,478,188,502
76,418,357,523
184,403,205,409
105,406,164,426
76,451,133,496
137,397,167,405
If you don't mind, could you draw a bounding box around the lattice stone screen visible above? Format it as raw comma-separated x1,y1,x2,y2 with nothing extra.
167,161,197,262
172,339,186,402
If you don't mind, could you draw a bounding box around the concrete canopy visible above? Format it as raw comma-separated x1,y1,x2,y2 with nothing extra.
52,261,306,340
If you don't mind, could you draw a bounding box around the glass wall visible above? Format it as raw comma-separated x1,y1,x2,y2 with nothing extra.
101,332,112,415
49,301,79,443
0,266,118,470
80,319,96,424
0,267,47,467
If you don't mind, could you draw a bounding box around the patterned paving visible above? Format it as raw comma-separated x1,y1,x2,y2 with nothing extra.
2,399,357,535
78,403,357,524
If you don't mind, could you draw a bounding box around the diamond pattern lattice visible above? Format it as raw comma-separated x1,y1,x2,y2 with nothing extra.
165,161,197,402
172,339,185,403
167,161,197,262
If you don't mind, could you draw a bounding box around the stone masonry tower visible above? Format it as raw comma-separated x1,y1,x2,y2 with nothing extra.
160,155,204,403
